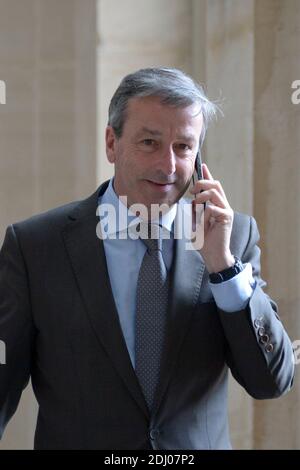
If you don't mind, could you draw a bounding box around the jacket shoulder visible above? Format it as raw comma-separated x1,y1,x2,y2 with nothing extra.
12,199,80,234
233,210,252,229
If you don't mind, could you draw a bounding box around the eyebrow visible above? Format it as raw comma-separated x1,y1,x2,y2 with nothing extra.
137,127,163,137
137,127,197,143
176,133,198,144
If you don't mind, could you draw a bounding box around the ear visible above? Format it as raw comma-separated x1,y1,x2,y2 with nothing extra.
106,126,118,163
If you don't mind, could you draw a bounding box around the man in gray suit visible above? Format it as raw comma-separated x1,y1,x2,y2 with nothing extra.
0,67,294,449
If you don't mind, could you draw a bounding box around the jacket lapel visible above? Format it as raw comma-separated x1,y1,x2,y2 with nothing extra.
61,181,149,419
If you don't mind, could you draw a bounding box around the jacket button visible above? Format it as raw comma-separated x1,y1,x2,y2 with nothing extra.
254,317,264,328
259,334,270,344
265,343,274,353
258,327,265,336
149,429,160,440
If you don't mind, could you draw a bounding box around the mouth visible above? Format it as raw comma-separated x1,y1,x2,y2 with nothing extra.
145,180,175,191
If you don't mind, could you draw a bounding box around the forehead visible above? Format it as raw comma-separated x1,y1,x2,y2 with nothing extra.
124,96,203,136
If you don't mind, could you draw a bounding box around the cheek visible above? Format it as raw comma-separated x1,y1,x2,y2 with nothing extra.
119,146,141,167
116,151,135,173
177,158,195,179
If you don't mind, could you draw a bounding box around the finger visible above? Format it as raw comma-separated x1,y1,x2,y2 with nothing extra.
203,204,233,226
192,203,232,238
190,179,227,202
193,188,228,209
202,163,214,180
201,164,230,204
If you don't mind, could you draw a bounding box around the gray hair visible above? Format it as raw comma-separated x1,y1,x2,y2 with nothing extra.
108,67,219,148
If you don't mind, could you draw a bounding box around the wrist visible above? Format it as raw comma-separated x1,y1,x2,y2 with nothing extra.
205,253,235,274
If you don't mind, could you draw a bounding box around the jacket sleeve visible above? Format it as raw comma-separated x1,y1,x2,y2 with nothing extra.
218,215,295,399
0,225,35,438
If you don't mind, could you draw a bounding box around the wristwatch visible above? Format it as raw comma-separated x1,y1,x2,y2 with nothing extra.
209,256,244,284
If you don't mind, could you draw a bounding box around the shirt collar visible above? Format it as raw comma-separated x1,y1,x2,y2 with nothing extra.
98,177,177,237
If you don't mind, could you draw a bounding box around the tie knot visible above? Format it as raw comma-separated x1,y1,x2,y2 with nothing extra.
139,223,162,253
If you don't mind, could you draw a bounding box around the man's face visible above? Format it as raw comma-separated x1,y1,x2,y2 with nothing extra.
106,96,203,211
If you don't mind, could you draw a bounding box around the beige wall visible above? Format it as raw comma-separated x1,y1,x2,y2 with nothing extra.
0,0,298,449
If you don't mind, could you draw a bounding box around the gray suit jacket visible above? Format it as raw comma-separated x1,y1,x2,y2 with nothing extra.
0,180,294,449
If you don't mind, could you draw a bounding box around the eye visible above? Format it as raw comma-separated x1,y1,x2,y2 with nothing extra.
179,144,189,150
142,139,156,146
176,143,192,151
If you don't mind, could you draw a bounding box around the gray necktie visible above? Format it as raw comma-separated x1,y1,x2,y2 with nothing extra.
135,223,169,412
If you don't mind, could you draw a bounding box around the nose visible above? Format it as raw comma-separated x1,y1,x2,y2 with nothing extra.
159,146,176,176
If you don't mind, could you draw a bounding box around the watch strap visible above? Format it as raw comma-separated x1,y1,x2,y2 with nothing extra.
209,256,244,284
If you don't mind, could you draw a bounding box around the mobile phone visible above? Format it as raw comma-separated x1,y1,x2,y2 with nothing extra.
192,148,206,210
195,148,203,180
